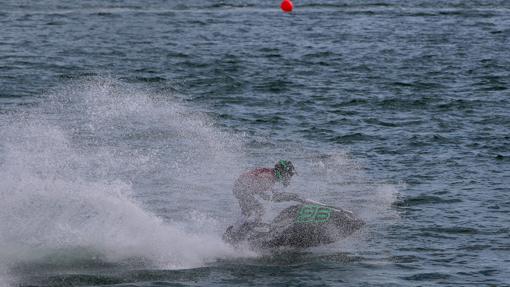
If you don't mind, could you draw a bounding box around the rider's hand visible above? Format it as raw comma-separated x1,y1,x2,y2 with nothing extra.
286,193,302,202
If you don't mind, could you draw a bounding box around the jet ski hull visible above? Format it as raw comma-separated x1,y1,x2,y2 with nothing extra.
224,203,364,249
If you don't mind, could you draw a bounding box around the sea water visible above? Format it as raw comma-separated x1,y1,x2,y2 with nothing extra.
0,1,509,286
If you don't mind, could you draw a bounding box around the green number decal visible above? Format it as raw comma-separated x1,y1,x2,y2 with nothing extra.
296,205,331,223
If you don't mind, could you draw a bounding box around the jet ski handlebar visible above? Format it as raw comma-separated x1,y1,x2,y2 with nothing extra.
273,193,355,217
300,198,355,216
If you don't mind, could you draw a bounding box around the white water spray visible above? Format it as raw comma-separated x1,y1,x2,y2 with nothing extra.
0,78,254,284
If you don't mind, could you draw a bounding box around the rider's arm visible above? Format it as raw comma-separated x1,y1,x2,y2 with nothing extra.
258,190,272,201
271,191,302,202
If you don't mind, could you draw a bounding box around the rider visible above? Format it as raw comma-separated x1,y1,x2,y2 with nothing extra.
233,160,300,228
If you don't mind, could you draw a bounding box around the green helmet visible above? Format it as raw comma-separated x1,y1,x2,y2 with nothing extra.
274,160,296,186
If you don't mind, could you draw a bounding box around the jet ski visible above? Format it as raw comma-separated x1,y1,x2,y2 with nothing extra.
223,199,364,249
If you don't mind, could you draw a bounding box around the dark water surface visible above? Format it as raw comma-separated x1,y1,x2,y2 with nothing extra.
1,0,509,286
